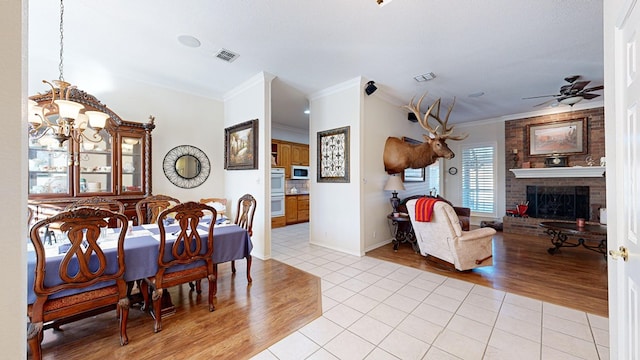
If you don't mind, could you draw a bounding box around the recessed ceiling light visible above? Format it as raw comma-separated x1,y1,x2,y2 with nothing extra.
304,109,310,115
468,91,485,98
177,35,201,48
413,72,436,82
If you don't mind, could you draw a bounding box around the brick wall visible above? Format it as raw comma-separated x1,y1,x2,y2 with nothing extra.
504,107,606,235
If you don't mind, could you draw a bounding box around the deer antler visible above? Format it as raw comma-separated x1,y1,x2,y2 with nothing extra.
404,93,441,136
404,94,468,141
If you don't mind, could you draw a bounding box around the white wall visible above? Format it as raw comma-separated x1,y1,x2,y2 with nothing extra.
1,0,27,357
224,72,275,260
94,76,226,202
308,78,363,255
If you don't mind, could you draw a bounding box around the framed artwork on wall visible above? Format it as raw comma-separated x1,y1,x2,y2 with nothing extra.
525,118,587,156
317,126,350,183
224,119,258,170
401,137,425,182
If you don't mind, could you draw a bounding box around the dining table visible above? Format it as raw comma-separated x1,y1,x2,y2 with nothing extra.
27,221,253,306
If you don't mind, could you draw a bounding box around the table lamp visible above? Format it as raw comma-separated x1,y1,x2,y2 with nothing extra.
383,175,405,214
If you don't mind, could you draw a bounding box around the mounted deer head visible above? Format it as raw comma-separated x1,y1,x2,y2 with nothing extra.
383,94,468,174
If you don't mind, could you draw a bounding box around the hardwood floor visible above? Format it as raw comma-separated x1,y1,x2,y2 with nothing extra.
366,229,609,317
35,260,321,360
33,229,608,359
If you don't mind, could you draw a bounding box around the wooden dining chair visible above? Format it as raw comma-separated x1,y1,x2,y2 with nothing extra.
140,201,217,333
199,197,227,219
230,194,256,281
27,207,130,360
136,194,181,225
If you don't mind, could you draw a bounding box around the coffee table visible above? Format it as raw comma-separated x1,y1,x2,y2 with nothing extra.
539,221,607,258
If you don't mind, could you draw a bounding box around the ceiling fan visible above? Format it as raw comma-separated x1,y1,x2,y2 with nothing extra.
523,75,604,107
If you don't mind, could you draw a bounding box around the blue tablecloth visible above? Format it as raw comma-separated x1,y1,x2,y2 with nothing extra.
27,224,252,304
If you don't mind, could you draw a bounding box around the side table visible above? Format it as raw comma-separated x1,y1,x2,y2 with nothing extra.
387,213,418,252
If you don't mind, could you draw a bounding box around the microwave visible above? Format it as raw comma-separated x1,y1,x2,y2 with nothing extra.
291,165,310,180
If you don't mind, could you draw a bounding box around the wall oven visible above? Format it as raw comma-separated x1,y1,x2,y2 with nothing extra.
291,165,310,180
270,168,285,217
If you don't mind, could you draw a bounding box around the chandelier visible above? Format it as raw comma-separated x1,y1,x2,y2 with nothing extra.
28,0,109,146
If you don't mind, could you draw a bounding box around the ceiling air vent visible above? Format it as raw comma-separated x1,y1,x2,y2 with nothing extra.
215,48,240,63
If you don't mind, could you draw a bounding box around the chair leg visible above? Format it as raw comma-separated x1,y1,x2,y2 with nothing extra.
213,264,218,296
231,260,236,273
118,297,130,345
27,322,43,360
140,280,150,312
195,279,202,294
152,288,163,333
246,255,253,283
207,274,216,312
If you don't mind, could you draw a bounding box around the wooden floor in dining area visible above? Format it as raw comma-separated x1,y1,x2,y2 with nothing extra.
36,259,321,360
367,228,609,317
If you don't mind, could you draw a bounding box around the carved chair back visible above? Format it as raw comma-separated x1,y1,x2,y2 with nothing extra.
136,194,181,225
28,207,130,357
234,194,256,237
199,197,227,218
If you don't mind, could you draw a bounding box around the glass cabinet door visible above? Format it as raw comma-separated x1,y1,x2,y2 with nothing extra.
28,137,71,196
120,136,143,193
77,128,113,194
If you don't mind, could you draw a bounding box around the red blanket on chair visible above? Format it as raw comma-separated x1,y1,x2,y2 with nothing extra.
415,197,442,222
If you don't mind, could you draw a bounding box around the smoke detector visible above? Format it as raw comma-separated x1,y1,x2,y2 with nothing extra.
215,48,240,63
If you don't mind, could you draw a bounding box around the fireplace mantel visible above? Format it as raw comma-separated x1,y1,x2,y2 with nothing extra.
510,166,606,178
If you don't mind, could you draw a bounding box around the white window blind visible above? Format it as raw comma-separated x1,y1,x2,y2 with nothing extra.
461,145,495,214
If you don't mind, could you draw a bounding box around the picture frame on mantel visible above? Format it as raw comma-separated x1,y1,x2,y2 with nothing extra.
525,118,588,157
224,119,258,170
317,126,350,183
401,137,425,182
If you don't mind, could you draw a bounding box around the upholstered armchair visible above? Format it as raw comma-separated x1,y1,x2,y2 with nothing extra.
406,199,496,271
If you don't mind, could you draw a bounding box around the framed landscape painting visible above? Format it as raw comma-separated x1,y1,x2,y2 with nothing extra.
526,118,587,156
317,126,350,183
224,119,258,170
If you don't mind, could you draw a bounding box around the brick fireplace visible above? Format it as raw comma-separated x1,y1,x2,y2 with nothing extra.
503,107,605,236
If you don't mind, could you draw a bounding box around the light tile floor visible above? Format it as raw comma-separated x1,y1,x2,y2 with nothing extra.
251,223,609,360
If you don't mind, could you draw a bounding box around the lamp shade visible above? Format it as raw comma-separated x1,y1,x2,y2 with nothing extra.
384,175,405,192
85,111,109,129
55,99,84,119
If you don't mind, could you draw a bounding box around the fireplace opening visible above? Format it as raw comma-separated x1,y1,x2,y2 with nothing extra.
526,186,589,220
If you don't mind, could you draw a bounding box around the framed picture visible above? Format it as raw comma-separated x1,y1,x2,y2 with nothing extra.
525,118,587,156
317,126,350,183
401,137,425,182
224,119,258,170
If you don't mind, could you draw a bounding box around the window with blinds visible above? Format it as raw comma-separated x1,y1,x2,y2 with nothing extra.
461,144,496,214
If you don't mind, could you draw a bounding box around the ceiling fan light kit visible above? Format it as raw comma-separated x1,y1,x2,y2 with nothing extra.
523,75,603,108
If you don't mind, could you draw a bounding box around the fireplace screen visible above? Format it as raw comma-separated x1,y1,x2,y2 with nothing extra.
526,186,589,220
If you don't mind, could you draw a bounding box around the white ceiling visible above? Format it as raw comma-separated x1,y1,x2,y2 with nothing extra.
28,0,604,131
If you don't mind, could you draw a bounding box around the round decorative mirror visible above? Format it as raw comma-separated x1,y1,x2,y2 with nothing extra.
163,145,210,188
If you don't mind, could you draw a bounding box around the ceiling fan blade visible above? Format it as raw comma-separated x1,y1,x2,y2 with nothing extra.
581,93,601,100
533,98,557,107
569,80,590,92
581,85,604,93
522,94,559,100
564,75,580,83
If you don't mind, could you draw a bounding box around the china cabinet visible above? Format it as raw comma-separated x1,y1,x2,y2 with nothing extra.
27,87,155,222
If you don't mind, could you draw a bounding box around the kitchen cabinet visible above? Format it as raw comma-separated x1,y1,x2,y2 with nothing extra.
285,194,309,224
27,87,155,222
272,139,309,178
